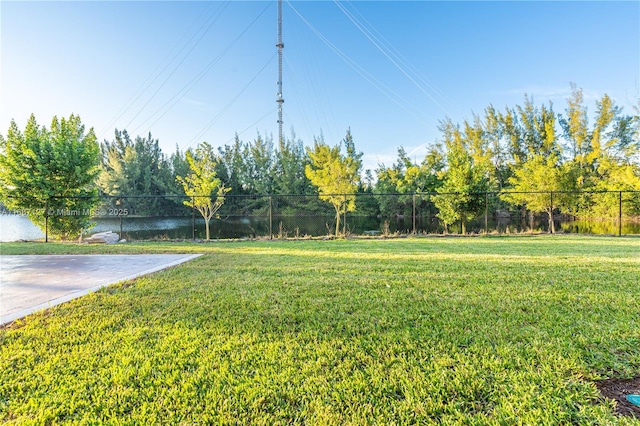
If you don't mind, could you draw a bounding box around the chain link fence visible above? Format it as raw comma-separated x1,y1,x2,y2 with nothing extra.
2,190,639,241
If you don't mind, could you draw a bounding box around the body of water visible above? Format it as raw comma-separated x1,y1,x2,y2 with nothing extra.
1,214,638,242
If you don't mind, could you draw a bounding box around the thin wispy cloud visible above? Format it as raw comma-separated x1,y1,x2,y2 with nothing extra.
181,97,212,113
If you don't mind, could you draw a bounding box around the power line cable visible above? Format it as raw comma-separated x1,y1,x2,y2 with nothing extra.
285,22,339,142
124,2,232,132
188,54,276,147
99,2,227,139
283,55,315,139
290,18,339,142
286,1,433,128
333,0,454,118
342,0,461,116
131,2,272,136
223,106,278,145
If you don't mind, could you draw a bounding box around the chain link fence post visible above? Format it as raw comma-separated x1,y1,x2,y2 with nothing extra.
484,192,489,234
45,199,49,242
269,195,273,240
343,194,347,237
412,193,416,235
191,195,195,240
550,191,554,234
119,197,123,238
619,191,622,236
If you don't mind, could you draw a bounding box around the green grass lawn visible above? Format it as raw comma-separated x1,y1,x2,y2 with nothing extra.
1,236,639,424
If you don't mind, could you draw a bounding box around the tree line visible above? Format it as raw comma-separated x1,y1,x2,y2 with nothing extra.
380,85,640,233
1,84,638,239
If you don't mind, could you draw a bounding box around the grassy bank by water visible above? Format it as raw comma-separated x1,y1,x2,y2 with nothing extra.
1,236,639,424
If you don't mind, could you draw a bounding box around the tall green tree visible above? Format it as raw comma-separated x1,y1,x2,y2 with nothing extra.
177,142,230,240
559,83,590,187
497,96,565,231
375,146,443,217
245,132,274,195
305,130,362,236
500,154,565,233
583,94,640,218
274,130,310,195
374,147,411,217
557,89,640,217
0,114,100,239
434,119,489,234
216,135,248,195
168,145,191,196
484,105,510,189
98,130,176,215
500,107,526,166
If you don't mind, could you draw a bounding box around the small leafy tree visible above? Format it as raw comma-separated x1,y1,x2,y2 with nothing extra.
177,142,230,240
500,154,565,233
375,146,444,218
305,130,362,237
589,157,640,219
434,119,488,234
0,114,100,239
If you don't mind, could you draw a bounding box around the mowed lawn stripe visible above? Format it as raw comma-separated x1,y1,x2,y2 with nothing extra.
1,236,639,424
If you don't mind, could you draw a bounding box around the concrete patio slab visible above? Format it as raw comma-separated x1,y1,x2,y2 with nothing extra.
0,254,202,326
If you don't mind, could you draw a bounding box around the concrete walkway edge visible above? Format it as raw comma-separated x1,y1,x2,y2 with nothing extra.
1,254,203,326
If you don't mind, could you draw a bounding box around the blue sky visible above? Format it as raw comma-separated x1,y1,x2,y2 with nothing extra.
1,1,638,172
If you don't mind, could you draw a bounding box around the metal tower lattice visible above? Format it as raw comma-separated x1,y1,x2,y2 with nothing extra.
276,0,284,143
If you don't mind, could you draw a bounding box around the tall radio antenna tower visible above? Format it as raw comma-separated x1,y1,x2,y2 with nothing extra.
276,0,284,143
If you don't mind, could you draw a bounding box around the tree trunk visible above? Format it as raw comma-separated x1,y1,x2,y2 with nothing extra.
205,219,210,240
334,203,341,237
529,210,534,233
548,208,555,234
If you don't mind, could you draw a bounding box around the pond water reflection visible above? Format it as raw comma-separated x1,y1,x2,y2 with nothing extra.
2,213,638,242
